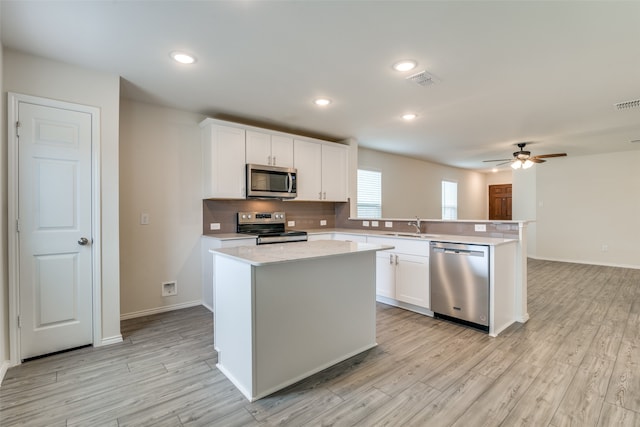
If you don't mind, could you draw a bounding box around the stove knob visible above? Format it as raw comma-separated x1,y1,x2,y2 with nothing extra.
241,214,247,219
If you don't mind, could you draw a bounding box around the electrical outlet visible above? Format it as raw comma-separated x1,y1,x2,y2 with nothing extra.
140,213,150,225
371,221,379,227
320,219,327,226
601,245,608,252
475,224,487,232
288,220,295,227
162,281,177,296
385,221,393,228
362,221,370,227
210,223,221,230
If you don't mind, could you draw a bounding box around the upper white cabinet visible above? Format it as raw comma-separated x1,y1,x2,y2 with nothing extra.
201,120,246,199
294,139,348,202
201,118,347,201
246,131,294,167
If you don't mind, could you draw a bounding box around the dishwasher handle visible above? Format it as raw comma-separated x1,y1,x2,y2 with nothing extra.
432,247,486,257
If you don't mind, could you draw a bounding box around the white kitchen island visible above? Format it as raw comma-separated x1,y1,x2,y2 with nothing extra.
211,239,393,401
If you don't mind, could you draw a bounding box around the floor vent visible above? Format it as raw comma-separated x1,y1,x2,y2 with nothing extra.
406,70,440,87
615,99,640,110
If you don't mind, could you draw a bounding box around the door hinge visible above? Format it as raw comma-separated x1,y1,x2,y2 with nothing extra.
17,315,21,328
16,121,21,137
16,219,20,232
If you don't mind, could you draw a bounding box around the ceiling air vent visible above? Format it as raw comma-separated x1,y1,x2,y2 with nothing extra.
406,70,439,87
615,99,640,110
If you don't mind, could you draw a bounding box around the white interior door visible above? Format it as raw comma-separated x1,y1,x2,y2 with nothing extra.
18,101,93,360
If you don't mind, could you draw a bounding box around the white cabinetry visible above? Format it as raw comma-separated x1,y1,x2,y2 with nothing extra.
246,131,293,167
367,236,430,311
201,121,246,199
293,139,348,201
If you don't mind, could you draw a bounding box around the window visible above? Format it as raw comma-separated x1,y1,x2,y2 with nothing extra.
357,169,382,218
442,180,458,220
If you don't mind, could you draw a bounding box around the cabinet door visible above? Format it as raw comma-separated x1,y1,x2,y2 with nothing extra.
395,254,430,308
321,143,348,201
202,124,246,199
375,251,396,299
270,135,294,167
246,130,272,165
293,139,322,200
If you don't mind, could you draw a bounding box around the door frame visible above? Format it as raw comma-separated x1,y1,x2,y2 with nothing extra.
7,92,102,365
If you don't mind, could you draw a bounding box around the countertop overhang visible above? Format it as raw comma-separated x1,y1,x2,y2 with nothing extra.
210,239,394,266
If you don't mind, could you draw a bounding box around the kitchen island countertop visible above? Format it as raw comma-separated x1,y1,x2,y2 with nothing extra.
211,239,394,266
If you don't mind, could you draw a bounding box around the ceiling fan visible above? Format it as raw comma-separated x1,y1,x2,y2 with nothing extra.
483,142,567,169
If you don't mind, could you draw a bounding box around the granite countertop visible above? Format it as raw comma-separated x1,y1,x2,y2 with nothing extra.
210,239,394,266
203,229,517,246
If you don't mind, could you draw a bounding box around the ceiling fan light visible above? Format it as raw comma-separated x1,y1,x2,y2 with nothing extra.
511,161,522,170
522,159,534,169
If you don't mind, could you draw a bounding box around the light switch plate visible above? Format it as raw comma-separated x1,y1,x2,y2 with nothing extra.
288,220,295,227
140,213,150,225
475,224,487,232
320,220,327,226
385,221,393,228
362,221,370,227
371,221,379,227
210,223,221,230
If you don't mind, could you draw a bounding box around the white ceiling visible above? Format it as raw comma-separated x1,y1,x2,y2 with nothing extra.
3,1,640,171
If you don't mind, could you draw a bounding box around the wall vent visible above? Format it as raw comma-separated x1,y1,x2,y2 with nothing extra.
615,99,640,110
406,70,439,87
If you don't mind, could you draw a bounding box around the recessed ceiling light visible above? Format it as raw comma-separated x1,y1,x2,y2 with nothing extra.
393,60,417,72
492,168,498,173
170,51,197,64
401,113,417,121
313,98,332,106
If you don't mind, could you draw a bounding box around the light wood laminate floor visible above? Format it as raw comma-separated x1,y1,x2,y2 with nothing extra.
2,259,640,426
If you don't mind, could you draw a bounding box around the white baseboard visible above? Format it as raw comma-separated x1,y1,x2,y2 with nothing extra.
202,302,214,313
98,335,124,347
0,360,11,387
529,255,640,270
120,300,204,320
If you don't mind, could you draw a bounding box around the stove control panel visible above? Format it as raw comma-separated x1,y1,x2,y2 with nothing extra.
238,211,286,225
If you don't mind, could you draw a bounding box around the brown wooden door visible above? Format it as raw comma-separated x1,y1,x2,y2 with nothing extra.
489,184,512,220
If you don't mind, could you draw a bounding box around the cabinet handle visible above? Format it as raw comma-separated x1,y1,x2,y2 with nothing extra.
395,255,399,265
389,254,394,264
273,156,276,165
323,191,327,200
268,155,272,165
319,191,323,200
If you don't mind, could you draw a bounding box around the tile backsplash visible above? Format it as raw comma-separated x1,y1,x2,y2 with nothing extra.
203,198,520,238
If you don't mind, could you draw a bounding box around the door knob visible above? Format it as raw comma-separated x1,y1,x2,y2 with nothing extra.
78,237,89,246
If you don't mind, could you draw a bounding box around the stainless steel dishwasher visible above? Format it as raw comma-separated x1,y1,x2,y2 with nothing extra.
430,241,490,332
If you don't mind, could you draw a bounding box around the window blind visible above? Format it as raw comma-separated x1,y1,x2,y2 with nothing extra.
357,169,382,218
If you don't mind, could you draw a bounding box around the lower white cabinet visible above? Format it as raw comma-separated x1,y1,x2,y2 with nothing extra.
368,237,430,310
395,253,429,307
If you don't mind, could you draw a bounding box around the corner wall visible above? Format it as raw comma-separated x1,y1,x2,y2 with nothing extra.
119,100,204,317
0,16,10,381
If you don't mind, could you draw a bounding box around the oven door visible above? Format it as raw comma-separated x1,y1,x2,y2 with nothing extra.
246,164,297,199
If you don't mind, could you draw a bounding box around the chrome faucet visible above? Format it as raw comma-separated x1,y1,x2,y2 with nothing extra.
408,216,422,233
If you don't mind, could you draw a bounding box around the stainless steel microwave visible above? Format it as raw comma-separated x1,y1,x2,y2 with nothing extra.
246,164,297,199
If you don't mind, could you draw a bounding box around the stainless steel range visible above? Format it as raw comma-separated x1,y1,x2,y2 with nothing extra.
237,211,308,245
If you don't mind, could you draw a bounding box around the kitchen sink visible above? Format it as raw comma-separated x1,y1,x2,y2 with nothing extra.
382,232,439,239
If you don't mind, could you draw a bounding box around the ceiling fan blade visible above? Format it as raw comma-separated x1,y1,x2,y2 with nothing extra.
495,161,513,167
532,153,567,159
530,158,546,163
483,158,512,162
